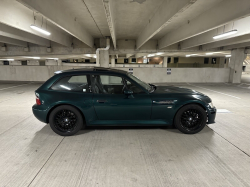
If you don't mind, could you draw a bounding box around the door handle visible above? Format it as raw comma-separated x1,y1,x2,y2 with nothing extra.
97,100,107,103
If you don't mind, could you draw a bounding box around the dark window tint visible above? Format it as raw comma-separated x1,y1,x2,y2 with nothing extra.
92,75,124,94
174,57,179,63
51,75,90,93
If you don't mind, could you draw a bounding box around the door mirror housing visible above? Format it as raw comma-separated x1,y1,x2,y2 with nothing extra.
124,90,133,95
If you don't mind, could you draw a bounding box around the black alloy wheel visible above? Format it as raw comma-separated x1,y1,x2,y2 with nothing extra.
49,105,83,136
174,104,206,134
54,109,77,132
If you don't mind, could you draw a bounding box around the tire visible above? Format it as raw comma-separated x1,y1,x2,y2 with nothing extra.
49,105,84,136
174,104,207,134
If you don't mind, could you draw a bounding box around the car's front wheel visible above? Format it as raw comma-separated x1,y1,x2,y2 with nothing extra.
174,104,207,134
49,105,83,136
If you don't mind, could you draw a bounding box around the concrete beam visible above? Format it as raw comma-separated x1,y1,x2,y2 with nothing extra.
17,0,94,48
0,36,28,47
0,0,72,47
202,34,250,50
0,46,217,57
126,54,133,58
181,16,250,49
136,0,197,49
159,0,250,49
0,23,50,47
103,0,116,49
222,42,250,50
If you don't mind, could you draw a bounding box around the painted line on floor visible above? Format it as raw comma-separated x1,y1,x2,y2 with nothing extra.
217,109,231,113
187,83,241,99
0,83,32,91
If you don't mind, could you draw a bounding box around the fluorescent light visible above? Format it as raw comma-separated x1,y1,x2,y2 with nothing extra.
206,53,213,55
186,54,197,57
30,24,51,35
0,59,14,61
213,29,237,39
26,57,40,59
148,54,155,57
47,58,58,60
225,55,231,57
156,52,164,55
60,85,71,90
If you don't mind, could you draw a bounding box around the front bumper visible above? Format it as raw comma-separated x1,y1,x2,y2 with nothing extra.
32,104,48,123
207,107,216,124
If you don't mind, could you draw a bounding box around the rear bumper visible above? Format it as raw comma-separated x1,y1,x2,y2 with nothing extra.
207,107,216,124
32,104,48,123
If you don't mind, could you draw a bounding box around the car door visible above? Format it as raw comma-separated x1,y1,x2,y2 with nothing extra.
91,74,152,121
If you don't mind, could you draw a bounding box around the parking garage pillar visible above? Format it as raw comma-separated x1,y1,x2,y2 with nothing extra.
111,55,115,67
99,38,110,68
99,50,109,67
163,56,168,67
229,48,247,83
219,57,225,68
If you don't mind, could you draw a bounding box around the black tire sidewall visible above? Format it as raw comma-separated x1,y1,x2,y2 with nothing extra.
174,104,207,134
49,105,83,136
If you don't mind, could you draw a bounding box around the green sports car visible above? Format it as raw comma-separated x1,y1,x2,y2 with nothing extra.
32,67,216,136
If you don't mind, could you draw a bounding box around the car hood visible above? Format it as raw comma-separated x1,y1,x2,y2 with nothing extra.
152,85,206,96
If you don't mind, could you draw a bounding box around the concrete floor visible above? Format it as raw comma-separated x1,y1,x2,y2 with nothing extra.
1,79,250,187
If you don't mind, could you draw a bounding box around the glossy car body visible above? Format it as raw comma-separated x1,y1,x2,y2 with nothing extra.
32,67,216,131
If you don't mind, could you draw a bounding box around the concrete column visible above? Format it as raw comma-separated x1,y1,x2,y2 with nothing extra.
229,48,247,83
99,50,109,67
163,56,168,67
111,55,115,67
57,59,62,66
219,57,225,68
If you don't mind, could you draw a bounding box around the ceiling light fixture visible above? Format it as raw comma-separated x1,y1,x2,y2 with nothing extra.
148,54,155,57
0,59,14,61
186,54,197,57
26,57,41,59
213,29,237,39
30,24,51,35
206,53,213,55
47,58,58,60
225,55,231,57
156,52,164,56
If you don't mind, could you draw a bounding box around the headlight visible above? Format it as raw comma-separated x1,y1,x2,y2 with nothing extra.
208,102,214,108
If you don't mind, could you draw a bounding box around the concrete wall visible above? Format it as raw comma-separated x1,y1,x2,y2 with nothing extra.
0,65,230,83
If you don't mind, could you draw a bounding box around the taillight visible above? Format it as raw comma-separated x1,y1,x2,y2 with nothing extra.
36,97,41,105
35,93,42,105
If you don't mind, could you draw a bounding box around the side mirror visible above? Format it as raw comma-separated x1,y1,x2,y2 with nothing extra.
124,90,133,95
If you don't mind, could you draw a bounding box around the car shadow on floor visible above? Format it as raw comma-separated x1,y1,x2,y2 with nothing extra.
76,125,178,135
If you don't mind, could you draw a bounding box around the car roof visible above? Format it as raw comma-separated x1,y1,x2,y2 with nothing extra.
55,67,127,75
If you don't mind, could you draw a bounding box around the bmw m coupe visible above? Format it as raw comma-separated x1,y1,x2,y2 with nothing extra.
32,67,216,136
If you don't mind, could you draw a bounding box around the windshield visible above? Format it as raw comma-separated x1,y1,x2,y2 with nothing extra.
127,73,154,92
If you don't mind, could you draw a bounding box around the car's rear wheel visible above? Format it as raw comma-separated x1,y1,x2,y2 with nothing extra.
49,105,83,136
174,104,207,134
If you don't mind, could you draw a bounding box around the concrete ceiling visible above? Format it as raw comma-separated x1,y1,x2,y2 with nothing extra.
1,0,250,59
114,0,164,39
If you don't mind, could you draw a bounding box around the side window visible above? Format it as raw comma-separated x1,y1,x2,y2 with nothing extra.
125,79,144,94
92,75,124,94
51,75,90,93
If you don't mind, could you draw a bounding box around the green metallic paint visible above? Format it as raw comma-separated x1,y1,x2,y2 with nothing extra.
32,68,216,126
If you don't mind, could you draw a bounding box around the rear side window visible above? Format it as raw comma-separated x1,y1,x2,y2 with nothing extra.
51,75,90,93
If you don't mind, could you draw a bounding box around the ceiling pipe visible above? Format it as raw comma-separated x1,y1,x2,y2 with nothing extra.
96,37,110,66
